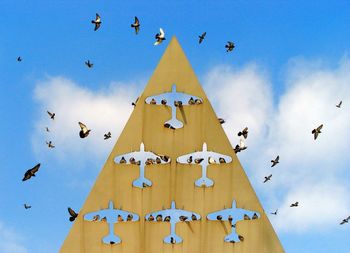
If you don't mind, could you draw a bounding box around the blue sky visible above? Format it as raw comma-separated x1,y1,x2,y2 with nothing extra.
0,1,350,253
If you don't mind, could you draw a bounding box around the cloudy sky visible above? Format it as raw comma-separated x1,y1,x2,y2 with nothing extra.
1,1,350,253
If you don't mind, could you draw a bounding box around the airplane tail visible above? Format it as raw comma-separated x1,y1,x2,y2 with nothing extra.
103,234,121,245
195,177,214,187
164,234,182,244
133,177,152,188
165,118,183,129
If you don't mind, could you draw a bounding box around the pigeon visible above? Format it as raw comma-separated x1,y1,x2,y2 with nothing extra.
218,118,225,124
263,174,272,183
179,216,188,222
78,122,91,138
244,214,251,220
22,163,40,181
208,157,216,164
68,207,78,222
156,214,162,222
187,156,193,163
252,213,258,220
195,99,202,105
336,101,342,108
132,97,139,107
225,41,235,52
217,215,222,221
119,157,126,163
170,237,175,244
24,204,31,209
228,215,233,222
198,32,206,44
290,202,299,207
188,97,195,105
118,215,123,222
104,132,111,140
154,28,166,45
174,100,183,107
219,157,226,163
17,56,22,62
45,127,50,132
92,215,100,221
340,216,350,225
148,215,154,221
47,111,55,120
127,214,133,221
238,127,248,139
234,139,247,153
161,99,167,105
46,141,55,148
191,214,197,221
85,60,93,68
194,158,204,164
155,157,161,164
91,13,101,31
164,216,171,222
159,155,170,162
164,123,175,130
271,209,278,215
131,16,140,34
312,124,323,140
271,155,279,167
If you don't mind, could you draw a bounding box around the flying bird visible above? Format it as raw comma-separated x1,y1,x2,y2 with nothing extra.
22,163,40,181
218,118,225,124
17,56,22,62
91,13,101,31
198,32,206,44
340,216,350,225
336,101,342,108
132,97,139,107
311,124,323,140
24,204,31,209
47,111,55,120
154,28,166,45
263,174,272,183
234,139,247,153
85,60,93,68
78,122,91,138
271,209,278,215
238,127,248,139
68,207,78,222
131,16,140,34
290,202,299,207
225,41,235,52
46,141,55,148
104,132,111,140
271,155,279,167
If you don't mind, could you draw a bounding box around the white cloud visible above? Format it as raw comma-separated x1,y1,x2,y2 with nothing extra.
32,76,139,167
0,222,28,253
203,59,350,233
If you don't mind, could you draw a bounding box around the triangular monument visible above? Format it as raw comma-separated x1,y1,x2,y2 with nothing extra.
59,37,285,253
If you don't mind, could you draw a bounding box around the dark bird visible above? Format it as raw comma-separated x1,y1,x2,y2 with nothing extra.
160,155,170,162
191,214,197,221
22,163,40,181
198,32,206,44
187,156,193,163
188,97,195,105
131,16,140,34
45,127,50,132
127,214,133,221
271,209,278,215
68,207,78,222
24,204,31,209
174,100,183,107
194,158,204,164
218,118,225,124
46,141,55,148
271,155,279,167
208,157,216,164
85,60,93,68
219,157,226,163
234,139,247,153
156,214,162,222
17,56,22,62
217,215,222,221
150,98,156,105
164,216,171,222
238,127,248,139
119,157,126,163
79,122,91,138
290,202,299,207
156,157,161,164
47,111,55,120
91,13,101,31
311,124,323,140
263,174,272,183
132,97,139,107
164,123,175,130
161,99,167,105
154,28,166,45
336,101,342,108
179,215,188,222
225,41,235,52
170,237,175,244
252,213,258,220
148,215,154,221
340,216,350,225
104,132,111,140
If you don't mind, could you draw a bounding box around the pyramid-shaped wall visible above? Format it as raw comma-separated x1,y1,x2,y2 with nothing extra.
59,37,285,253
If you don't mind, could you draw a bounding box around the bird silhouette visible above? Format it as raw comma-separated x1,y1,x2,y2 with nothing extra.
79,122,91,138
238,127,248,139
104,132,111,140
24,204,31,209
198,32,206,44
47,111,55,120
131,16,140,34
68,207,78,222
225,41,235,52
340,216,350,225
91,13,101,31
46,141,55,148
17,56,22,62
312,124,323,140
154,28,166,45
22,163,40,181
85,60,93,68
290,202,299,207
271,155,279,167
271,209,278,215
263,174,272,183
218,118,225,124
336,101,342,108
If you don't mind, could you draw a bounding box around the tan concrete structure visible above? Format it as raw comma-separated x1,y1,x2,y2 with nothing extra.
59,37,285,253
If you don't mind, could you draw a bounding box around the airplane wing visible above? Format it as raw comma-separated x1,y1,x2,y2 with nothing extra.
177,151,205,164
205,151,232,164
114,151,143,164
207,206,260,224
145,87,203,106
207,208,232,221
84,208,139,222
145,208,200,222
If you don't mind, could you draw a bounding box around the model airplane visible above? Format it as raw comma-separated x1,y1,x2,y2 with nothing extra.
114,142,171,188
145,84,203,129
145,201,200,244
84,201,139,245
207,199,260,243
177,142,232,187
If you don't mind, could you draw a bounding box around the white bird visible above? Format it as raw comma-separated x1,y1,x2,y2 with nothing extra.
154,28,166,45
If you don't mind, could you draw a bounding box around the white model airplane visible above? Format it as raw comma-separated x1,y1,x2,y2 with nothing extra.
145,84,203,129
207,199,260,243
84,201,139,245
114,142,171,188
145,201,200,244
177,142,232,187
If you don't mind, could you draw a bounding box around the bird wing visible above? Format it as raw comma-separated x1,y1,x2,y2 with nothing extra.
159,28,165,38
30,163,41,174
240,139,246,148
135,16,139,25
202,32,206,37
47,111,53,117
276,155,279,162
68,207,78,217
96,13,101,22
317,124,323,131
94,23,100,31
78,122,88,131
